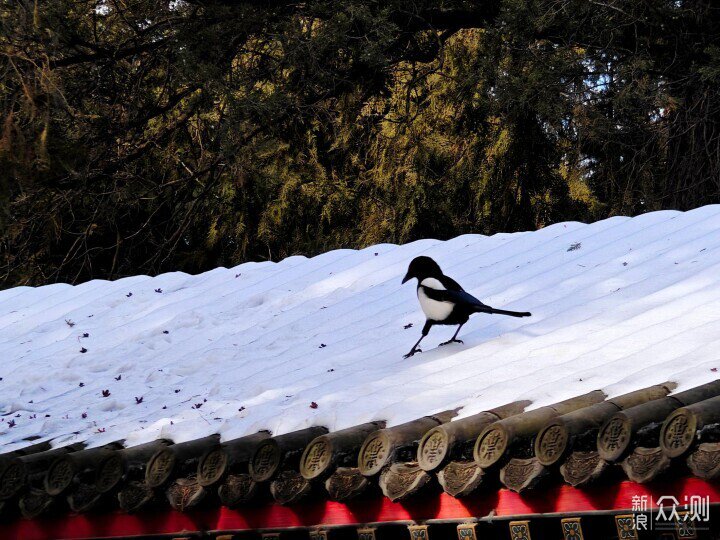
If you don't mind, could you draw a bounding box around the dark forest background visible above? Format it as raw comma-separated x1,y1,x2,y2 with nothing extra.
2,0,720,287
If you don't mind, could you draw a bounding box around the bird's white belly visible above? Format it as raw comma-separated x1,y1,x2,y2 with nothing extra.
417,287,454,321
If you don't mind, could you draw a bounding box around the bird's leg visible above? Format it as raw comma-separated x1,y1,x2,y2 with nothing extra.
403,335,425,359
404,321,432,358
439,324,465,346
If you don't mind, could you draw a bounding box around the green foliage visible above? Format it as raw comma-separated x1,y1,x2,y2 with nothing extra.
1,0,719,286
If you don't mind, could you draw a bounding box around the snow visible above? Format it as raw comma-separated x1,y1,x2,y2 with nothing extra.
2,206,720,453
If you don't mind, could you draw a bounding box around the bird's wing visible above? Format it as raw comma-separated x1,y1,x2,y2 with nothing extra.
421,281,489,309
437,274,464,291
422,275,531,317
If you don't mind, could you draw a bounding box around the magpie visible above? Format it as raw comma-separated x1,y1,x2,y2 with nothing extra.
401,256,531,358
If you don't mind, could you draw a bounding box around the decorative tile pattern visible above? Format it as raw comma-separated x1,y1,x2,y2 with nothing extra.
146,449,175,488
359,433,391,476
357,527,376,540
475,427,507,467
536,424,568,464
309,530,329,540
598,417,630,459
687,442,720,478
198,447,227,486
675,511,697,539
456,523,477,540
662,411,694,456
408,525,429,539
561,517,584,540
614,514,638,540
508,520,531,540
251,441,281,482
302,440,332,479
45,457,75,495
419,429,447,469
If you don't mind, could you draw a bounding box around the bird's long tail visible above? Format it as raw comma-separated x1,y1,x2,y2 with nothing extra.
474,306,532,317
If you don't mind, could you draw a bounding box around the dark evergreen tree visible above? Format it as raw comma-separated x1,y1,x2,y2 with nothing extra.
1,0,719,286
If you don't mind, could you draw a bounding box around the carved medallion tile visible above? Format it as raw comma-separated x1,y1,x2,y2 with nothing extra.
509,520,531,540
614,514,638,540
456,523,477,540
561,517,584,540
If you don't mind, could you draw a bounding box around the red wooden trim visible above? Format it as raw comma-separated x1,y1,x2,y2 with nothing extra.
3,478,718,540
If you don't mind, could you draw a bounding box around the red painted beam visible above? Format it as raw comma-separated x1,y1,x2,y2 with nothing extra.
3,478,719,540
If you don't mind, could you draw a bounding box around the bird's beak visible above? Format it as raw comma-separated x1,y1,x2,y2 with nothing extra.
401,272,411,284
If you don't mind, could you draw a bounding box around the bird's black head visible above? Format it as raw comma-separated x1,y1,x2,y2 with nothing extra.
402,256,443,284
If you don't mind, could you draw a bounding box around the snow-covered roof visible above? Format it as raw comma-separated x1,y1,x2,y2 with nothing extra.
2,206,720,453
